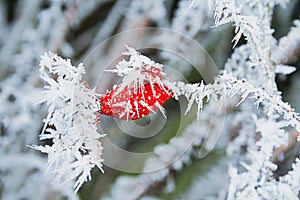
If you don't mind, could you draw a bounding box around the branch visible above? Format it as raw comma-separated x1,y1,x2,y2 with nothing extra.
31,52,104,192
273,20,300,65
220,72,300,132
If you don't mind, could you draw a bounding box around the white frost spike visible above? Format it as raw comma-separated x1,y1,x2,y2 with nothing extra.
155,101,167,118
134,100,140,119
275,64,296,75
140,100,156,113
125,100,133,121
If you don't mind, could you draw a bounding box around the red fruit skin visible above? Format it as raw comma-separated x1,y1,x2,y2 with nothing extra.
100,83,173,120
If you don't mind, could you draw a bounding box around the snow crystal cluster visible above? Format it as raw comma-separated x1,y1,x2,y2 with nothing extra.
32,52,104,192
108,46,166,91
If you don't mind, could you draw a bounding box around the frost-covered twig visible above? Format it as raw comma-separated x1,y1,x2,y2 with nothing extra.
214,0,261,49
227,117,298,199
31,52,104,192
274,20,300,65
219,72,300,133
214,0,286,93
215,2,300,198
108,47,300,133
0,1,89,198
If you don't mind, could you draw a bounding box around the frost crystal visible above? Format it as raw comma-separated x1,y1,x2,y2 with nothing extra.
31,52,104,192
